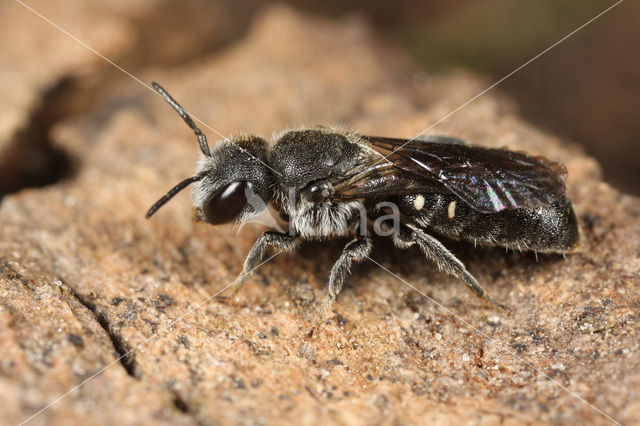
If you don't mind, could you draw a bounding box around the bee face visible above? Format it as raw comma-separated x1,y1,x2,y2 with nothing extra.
192,136,273,224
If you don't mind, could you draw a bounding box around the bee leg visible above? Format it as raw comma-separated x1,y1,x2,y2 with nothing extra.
315,236,373,322
226,231,298,298
394,225,509,310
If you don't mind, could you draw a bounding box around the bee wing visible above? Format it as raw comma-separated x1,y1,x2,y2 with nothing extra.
332,135,567,213
330,161,450,202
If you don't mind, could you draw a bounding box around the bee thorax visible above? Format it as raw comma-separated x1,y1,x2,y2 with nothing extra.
286,200,364,239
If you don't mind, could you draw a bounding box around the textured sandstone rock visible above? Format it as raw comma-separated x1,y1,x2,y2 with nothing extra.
1,4,638,425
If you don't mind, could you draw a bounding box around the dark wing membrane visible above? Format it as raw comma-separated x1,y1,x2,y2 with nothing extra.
330,162,450,202
350,135,567,213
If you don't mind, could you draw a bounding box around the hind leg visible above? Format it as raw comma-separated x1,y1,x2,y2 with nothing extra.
394,224,508,310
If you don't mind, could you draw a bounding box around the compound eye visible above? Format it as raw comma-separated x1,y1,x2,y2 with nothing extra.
203,181,250,224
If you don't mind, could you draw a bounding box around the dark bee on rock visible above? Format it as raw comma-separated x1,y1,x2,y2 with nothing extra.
146,82,581,318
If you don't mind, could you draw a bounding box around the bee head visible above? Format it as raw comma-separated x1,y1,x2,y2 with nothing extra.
145,83,273,225
191,136,272,224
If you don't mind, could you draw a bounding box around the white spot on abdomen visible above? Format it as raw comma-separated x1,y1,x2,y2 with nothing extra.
414,195,425,211
448,201,457,219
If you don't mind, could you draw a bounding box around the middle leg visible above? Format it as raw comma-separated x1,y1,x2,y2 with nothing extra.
316,236,373,321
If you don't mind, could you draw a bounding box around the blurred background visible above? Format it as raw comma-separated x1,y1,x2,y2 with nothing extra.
2,0,638,196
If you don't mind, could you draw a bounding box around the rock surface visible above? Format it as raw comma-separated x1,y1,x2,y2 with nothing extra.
1,4,639,425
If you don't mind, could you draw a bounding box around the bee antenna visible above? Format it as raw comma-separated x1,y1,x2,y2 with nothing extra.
145,174,206,219
151,82,212,157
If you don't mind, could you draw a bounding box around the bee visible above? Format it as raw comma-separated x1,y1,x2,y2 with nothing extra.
146,82,581,319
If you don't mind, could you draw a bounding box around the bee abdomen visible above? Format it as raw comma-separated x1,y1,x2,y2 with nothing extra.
397,194,581,253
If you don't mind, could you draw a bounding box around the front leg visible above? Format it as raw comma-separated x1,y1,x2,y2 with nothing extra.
316,236,373,321
394,224,508,310
231,231,298,296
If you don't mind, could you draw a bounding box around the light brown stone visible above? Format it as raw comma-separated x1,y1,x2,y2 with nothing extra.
1,5,638,425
